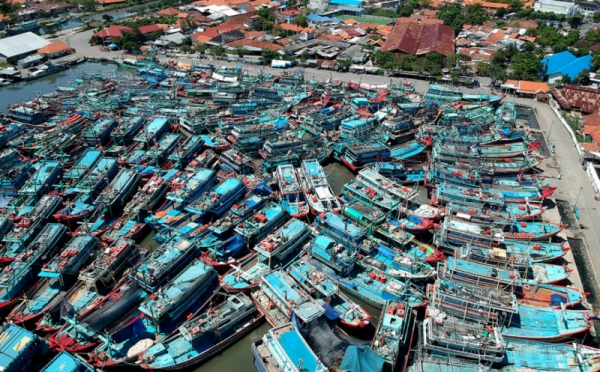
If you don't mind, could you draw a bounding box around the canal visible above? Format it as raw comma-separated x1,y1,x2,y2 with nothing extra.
0,63,383,371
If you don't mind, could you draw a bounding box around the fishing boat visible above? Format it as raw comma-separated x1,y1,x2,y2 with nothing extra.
134,116,170,147
207,190,271,239
313,211,375,252
83,117,117,145
78,237,139,285
0,324,49,372
165,168,217,205
123,174,170,216
168,134,204,169
68,157,118,195
145,133,181,166
446,202,546,224
422,314,506,363
503,339,600,371
297,159,341,214
252,270,326,327
372,300,414,366
219,148,255,174
341,142,390,171
62,149,103,185
0,162,35,197
342,199,387,230
251,323,327,372
41,350,95,372
358,243,436,282
184,176,246,217
188,149,218,169
273,164,306,218
111,116,144,145
372,162,425,184
309,258,427,309
94,168,141,207
138,258,217,321
253,218,311,266
129,236,197,291
19,161,62,198
234,201,287,243
288,260,370,328
200,234,249,268
139,293,264,370
201,134,231,151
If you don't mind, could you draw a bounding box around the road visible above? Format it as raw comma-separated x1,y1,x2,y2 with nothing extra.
55,27,600,310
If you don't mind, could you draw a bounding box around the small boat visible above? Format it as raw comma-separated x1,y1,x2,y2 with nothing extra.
94,168,141,207
134,116,170,146
164,167,217,205
62,149,103,185
111,116,144,145
372,300,414,366
68,157,118,195
342,199,387,229
201,134,231,151
123,174,170,215
372,162,425,184
168,134,204,169
188,149,219,169
207,190,271,239
288,260,370,328
503,339,600,372
219,148,255,174
251,323,327,372
53,194,95,222
139,292,264,370
384,216,434,235
252,270,326,327
82,117,117,145
313,212,375,252
129,236,197,291
297,159,341,214
0,324,49,372
276,163,309,218
40,350,95,372
358,243,436,282
19,160,62,198
234,201,287,243
184,176,246,217
145,133,181,166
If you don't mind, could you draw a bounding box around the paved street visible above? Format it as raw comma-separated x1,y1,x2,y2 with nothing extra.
54,27,600,311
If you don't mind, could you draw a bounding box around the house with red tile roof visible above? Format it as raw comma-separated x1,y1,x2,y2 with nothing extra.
137,24,164,35
92,25,133,44
396,17,444,25
382,22,455,56
277,8,301,23
157,7,181,16
551,84,600,114
96,0,125,5
225,38,282,52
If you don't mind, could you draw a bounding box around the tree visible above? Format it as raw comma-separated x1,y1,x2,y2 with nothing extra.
485,62,507,84
194,43,207,54
257,8,275,30
523,42,536,53
568,14,584,28
180,45,191,53
37,9,51,19
233,43,249,57
212,45,226,56
437,4,464,33
102,14,113,23
509,53,542,81
397,4,414,17
574,68,591,85
293,15,308,27
337,59,352,71
181,36,193,47
463,4,489,25
300,50,309,62
508,0,523,12
261,49,278,64
496,8,508,18
373,9,396,17
445,53,469,68
593,11,600,22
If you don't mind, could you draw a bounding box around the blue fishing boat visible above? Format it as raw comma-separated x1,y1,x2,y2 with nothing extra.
388,138,431,161
187,149,219,169
94,168,141,207
122,174,170,217
79,237,139,285
288,260,371,328
341,142,390,171
503,339,600,371
251,323,327,372
111,116,145,145
0,122,26,147
40,235,98,278
313,212,374,251
134,116,170,147
62,149,102,185
358,243,436,282
373,162,425,183
297,159,341,214
7,105,44,124
0,224,66,313
252,270,326,327
276,163,308,218
309,257,426,309
200,234,249,268
130,236,197,291
425,84,462,102
219,148,255,174
168,134,204,169
201,134,231,151
0,324,49,372
40,350,94,372
139,293,263,370
234,201,287,243
422,315,506,363
68,157,118,195
342,199,387,230
0,162,35,197
372,300,414,366
164,168,217,207
19,161,62,199
220,218,309,292
138,258,216,321
446,202,546,224
207,191,271,239
146,133,181,166
83,117,118,145
184,176,246,217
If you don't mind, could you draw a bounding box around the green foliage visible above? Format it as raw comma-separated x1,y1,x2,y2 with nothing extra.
568,14,584,28
261,48,278,64
257,8,275,30
593,12,600,22
102,14,113,22
293,15,308,27
337,59,352,71
212,45,226,56
574,68,590,85
523,42,536,53
372,9,397,17
397,4,414,17
181,36,193,47
484,62,507,84
445,53,469,68
300,50,309,62
233,43,249,57
508,0,523,11
509,53,542,80
180,45,191,53
194,43,207,54
37,9,51,19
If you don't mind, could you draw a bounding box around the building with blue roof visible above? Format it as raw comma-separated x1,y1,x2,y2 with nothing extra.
541,51,593,83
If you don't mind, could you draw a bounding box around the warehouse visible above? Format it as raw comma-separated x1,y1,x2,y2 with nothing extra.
0,32,50,63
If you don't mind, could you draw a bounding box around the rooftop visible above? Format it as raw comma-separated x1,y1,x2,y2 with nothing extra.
551,84,600,114
37,41,69,55
0,32,50,59
93,25,133,39
541,50,576,75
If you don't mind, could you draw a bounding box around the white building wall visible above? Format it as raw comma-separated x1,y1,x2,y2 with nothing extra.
533,0,579,16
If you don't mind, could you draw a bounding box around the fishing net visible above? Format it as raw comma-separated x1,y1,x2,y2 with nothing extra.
301,315,371,367
340,345,385,372
79,281,145,333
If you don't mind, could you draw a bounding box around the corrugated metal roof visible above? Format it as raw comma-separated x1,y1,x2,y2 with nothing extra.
381,22,423,54
0,32,50,59
383,22,454,56
551,84,600,114
554,55,593,79
541,51,576,75
417,23,455,56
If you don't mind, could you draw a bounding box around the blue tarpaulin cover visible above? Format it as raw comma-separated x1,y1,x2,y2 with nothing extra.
340,345,385,372
254,183,272,195
323,303,340,320
550,294,567,306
